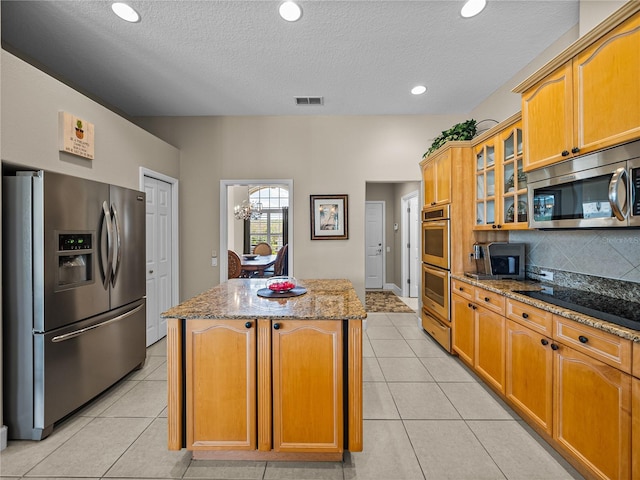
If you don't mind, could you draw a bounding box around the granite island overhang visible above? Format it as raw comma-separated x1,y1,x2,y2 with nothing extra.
161,278,367,461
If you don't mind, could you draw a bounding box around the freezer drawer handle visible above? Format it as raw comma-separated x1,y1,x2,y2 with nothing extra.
51,304,144,343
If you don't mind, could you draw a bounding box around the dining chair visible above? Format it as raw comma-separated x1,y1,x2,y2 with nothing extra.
253,242,272,256
228,250,243,278
273,244,288,276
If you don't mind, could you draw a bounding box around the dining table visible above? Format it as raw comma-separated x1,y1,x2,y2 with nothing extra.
240,254,277,278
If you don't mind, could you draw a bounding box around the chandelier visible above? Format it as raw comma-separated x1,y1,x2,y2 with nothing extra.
234,200,263,221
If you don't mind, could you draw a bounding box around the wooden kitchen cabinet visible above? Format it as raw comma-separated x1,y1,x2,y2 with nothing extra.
451,291,475,366
473,136,498,228
272,319,343,453
505,319,553,435
452,285,505,393
473,115,528,230
520,61,574,171
185,319,257,450
554,343,631,480
475,304,506,393
185,318,343,454
421,147,451,207
518,8,640,171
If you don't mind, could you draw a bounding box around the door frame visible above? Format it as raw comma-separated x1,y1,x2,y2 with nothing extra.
401,190,420,298
220,179,294,283
139,168,180,312
364,200,386,290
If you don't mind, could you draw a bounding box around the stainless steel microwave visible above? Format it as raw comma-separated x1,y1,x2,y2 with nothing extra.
527,140,640,229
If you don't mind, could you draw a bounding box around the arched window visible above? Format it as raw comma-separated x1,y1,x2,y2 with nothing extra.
246,186,289,252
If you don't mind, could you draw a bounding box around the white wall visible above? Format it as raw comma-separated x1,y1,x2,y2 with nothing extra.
0,50,180,446
579,0,626,36
137,114,465,301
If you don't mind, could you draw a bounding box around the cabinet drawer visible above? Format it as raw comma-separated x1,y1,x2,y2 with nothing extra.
422,310,451,352
451,278,474,301
553,315,632,373
506,298,553,336
474,288,505,315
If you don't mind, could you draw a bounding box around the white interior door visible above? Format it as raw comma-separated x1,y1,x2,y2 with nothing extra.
145,176,172,346
408,195,419,297
365,201,384,289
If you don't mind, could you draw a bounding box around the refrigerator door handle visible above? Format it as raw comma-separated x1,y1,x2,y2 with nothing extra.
111,204,122,286
51,304,144,343
101,201,114,289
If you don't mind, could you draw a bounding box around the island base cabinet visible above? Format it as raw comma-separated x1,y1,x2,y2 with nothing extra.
272,320,343,453
554,345,631,480
185,319,257,451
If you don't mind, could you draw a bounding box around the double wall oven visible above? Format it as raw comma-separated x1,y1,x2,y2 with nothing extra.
421,204,451,351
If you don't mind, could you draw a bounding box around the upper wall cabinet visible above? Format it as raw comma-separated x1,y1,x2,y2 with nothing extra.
473,115,529,231
421,147,452,207
516,6,640,172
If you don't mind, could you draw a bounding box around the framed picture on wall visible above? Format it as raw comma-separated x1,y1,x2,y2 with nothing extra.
310,194,348,240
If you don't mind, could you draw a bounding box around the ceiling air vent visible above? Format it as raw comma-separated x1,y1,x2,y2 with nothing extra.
295,96,324,106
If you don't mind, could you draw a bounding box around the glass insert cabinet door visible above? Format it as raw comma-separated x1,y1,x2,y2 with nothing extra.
475,140,496,227
501,125,528,228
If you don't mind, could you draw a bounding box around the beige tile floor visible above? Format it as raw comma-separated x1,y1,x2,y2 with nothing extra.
0,311,584,480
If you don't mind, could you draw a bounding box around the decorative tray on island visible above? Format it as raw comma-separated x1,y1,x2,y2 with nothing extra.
257,276,307,298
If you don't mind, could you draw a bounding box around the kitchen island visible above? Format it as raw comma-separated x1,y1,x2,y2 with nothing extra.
162,278,366,461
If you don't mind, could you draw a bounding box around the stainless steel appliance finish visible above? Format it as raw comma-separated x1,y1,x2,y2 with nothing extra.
420,204,451,350
527,140,640,229
466,242,525,280
2,170,146,440
421,204,450,270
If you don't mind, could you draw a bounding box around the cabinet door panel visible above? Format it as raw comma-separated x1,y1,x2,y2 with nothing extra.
574,13,640,154
272,320,343,453
475,307,505,393
435,152,452,204
186,319,256,450
522,61,574,171
505,320,553,434
554,345,631,480
452,293,474,365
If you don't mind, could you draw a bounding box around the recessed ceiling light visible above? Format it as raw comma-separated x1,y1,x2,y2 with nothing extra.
112,2,140,23
411,85,427,95
279,1,302,22
461,0,486,18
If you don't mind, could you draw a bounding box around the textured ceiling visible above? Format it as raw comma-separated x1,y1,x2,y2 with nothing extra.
1,1,579,116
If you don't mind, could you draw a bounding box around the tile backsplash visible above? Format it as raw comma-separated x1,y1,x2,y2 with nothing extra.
509,229,640,284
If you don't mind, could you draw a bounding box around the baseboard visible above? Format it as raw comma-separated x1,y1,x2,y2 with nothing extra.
1,425,7,450
384,283,402,296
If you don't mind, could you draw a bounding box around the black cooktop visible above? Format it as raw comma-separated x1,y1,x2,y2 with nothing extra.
512,286,640,331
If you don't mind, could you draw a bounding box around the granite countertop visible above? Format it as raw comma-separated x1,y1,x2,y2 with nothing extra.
161,278,367,321
451,274,640,342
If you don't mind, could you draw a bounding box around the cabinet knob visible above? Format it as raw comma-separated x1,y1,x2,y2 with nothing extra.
245,321,252,329
540,339,549,346
459,287,464,291
273,323,281,330
472,305,477,310
561,150,570,157
571,147,580,154
492,225,497,229
468,302,472,308
484,297,490,302
497,224,502,229
551,343,559,351
522,312,529,319
431,201,437,206
578,335,588,344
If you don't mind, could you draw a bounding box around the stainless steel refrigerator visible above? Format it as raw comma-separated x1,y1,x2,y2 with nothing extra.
2,170,146,440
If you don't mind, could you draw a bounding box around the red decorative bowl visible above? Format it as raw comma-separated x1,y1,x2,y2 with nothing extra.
265,276,297,293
